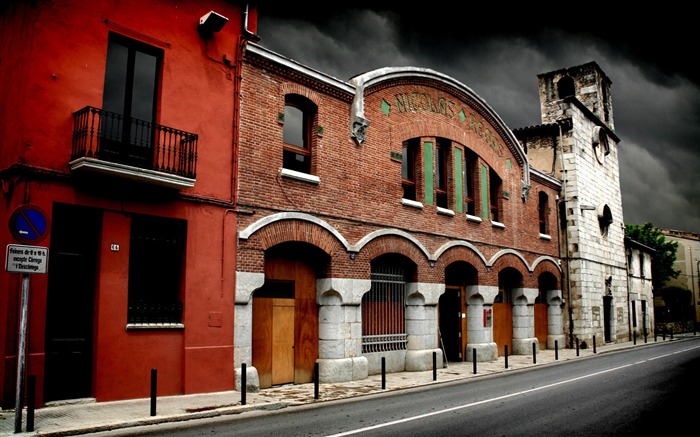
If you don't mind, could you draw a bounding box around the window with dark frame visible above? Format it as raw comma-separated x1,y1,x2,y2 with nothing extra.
283,94,315,174
127,215,186,325
401,138,419,201
101,32,163,165
463,148,477,215
538,191,549,234
435,139,449,208
489,167,502,222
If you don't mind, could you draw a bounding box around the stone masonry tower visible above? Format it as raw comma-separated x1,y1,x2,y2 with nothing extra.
517,62,634,348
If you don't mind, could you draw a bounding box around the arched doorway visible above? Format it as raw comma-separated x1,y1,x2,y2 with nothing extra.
494,268,521,356
252,242,326,388
439,262,478,362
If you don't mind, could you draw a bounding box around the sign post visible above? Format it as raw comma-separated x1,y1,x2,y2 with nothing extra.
7,204,49,433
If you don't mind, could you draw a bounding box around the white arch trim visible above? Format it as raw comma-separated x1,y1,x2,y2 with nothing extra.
238,212,351,250
531,256,563,274
488,249,532,271
350,228,431,260
432,240,488,266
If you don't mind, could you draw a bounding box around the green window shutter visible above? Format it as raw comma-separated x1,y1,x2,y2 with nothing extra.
424,142,434,206
454,148,463,213
480,164,489,220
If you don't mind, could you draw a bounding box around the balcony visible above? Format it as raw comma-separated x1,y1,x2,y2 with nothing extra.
70,106,198,189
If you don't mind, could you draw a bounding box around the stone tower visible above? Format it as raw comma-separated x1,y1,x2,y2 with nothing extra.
516,62,637,348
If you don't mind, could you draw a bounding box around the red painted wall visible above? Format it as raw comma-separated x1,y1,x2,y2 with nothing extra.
0,0,256,406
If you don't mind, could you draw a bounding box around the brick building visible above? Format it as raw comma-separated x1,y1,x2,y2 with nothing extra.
235,44,565,389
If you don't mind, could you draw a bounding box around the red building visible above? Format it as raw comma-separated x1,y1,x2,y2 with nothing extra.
0,0,259,406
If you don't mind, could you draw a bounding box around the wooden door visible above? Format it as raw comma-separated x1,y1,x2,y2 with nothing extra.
253,256,318,388
492,303,512,356
272,299,295,385
439,287,465,362
534,303,548,347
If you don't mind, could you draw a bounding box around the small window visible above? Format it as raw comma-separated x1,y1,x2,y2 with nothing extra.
557,76,575,98
128,215,186,324
402,139,419,201
538,191,549,234
489,168,502,222
639,253,645,278
435,140,449,208
283,95,316,174
463,149,477,215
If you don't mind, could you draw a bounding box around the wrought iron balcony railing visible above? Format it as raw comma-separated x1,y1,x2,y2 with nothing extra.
72,106,198,180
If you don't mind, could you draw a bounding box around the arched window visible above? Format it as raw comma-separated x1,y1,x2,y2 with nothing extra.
283,94,316,174
489,168,502,222
538,191,549,235
463,148,477,215
557,76,575,98
401,138,419,201
435,139,450,208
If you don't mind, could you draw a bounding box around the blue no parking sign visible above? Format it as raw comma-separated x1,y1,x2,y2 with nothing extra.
9,204,50,245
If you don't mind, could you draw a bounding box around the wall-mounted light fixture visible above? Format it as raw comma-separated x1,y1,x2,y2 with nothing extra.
199,11,228,37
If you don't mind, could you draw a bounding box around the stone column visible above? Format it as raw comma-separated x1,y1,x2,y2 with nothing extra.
405,282,444,371
233,271,264,392
547,289,566,349
511,287,539,355
465,285,498,361
316,278,370,382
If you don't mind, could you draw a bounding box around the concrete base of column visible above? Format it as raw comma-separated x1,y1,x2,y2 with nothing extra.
234,366,260,393
547,334,566,350
512,337,538,355
405,348,443,371
317,357,368,383
465,342,498,362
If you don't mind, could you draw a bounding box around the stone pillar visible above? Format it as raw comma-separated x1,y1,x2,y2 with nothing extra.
233,271,264,392
316,278,370,382
511,287,539,355
405,282,444,371
547,289,566,349
465,285,498,361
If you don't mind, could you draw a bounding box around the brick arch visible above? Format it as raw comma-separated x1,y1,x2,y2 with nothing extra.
251,219,345,256
433,244,488,272
359,234,427,268
533,258,562,283
280,82,321,106
490,252,530,279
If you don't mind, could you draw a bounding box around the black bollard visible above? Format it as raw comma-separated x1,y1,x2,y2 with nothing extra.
671,330,674,340
150,368,157,417
432,351,437,381
532,342,536,364
633,330,637,345
472,348,477,374
27,375,35,432
576,338,579,356
381,357,386,389
504,345,509,369
555,340,559,360
241,363,247,406
593,335,597,353
314,362,319,400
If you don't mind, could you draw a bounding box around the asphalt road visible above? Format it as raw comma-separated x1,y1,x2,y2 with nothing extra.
95,338,700,436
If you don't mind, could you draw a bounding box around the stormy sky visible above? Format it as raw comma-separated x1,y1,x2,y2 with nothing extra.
255,2,700,233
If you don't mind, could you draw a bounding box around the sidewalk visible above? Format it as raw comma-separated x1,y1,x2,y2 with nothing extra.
2,334,695,436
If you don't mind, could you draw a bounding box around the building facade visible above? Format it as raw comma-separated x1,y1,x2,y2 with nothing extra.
516,63,633,348
235,44,566,389
659,228,700,325
625,238,655,340
0,0,259,407
2,1,649,407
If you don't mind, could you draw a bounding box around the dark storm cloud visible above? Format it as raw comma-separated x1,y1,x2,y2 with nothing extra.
255,4,700,232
